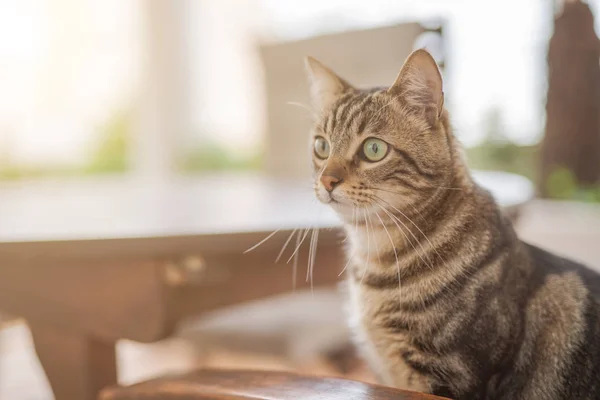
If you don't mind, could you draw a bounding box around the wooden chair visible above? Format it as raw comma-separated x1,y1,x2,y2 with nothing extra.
99,369,450,399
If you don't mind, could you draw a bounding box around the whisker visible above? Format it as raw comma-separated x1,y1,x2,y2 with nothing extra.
286,101,323,129
373,187,462,199
435,186,464,191
407,202,449,266
308,229,319,294
292,229,302,290
341,206,356,243
338,251,354,277
287,228,311,264
366,209,381,265
375,211,401,291
354,204,360,238
286,101,312,113
244,229,280,254
339,206,357,276
375,202,433,271
307,229,315,282
374,197,434,267
371,187,412,196
370,91,405,123
360,208,371,283
276,228,298,263
376,195,442,267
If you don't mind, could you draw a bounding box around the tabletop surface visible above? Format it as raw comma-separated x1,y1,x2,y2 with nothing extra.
0,171,532,245
100,368,450,400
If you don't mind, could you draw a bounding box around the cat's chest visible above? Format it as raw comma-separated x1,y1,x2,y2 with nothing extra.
345,279,429,389
345,278,408,340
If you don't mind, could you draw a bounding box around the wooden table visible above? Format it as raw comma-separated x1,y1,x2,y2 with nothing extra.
0,171,532,400
100,368,450,399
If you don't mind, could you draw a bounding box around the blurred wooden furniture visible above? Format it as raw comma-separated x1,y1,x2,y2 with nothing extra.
99,368,450,400
0,172,531,400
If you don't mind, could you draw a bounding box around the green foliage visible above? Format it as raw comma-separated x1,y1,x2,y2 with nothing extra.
0,108,263,180
467,105,600,203
83,110,129,174
545,167,578,199
467,106,538,181
0,164,78,181
546,167,600,202
0,110,130,180
182,140,262,172
466,143,538,182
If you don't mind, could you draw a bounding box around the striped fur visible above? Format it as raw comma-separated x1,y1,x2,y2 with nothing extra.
306,50,600,399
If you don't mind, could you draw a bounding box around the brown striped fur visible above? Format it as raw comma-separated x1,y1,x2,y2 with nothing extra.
305,50,600,399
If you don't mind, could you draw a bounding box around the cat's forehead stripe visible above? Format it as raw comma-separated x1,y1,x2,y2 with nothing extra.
328,92,374,139
327,92,353,134
342,94,373,134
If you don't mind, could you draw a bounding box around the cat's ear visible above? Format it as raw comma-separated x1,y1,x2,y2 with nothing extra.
388,49,444,120
305,56,353,110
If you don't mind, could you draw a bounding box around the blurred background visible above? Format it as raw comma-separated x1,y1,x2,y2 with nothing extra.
0,0,599,399
0,0,575,186
1,0,598,198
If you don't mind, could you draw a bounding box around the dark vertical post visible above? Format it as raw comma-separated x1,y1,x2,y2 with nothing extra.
540,0,600,195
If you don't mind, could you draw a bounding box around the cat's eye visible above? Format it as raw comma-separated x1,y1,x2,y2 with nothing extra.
314,136,330,159
362,138,389,162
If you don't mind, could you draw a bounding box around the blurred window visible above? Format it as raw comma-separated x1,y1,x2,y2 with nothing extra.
1,0,588,181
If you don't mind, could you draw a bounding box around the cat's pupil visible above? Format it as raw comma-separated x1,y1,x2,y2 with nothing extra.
371,143,379,153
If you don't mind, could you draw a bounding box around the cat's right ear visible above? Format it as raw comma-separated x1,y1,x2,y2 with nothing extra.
304,56,352,110
388,49,444,122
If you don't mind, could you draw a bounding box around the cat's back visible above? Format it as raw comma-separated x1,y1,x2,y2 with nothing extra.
525,242,600,301
502,243,600,399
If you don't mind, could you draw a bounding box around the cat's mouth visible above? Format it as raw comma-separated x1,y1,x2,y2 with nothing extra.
319,193,338,205
317,188,343,205
316,185,353,208
325,192,340,204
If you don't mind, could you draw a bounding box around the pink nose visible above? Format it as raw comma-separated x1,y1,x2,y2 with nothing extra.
320,175,343,192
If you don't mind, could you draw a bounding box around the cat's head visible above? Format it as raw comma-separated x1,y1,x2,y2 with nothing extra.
305,49,457,221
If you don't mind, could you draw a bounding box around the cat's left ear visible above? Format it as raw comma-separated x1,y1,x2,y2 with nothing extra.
305,56,353,111
388,49,444,121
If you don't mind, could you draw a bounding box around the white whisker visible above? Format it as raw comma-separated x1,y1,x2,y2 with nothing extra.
338,206,356,276
276,228,298,263
342,206,356,243
307,229,315,282
369,91,405,123
375,202,433,271
339,250,354,277
287,227,311,264
408,202,448,266
244,229,280,254
308,228,319,294
354,205,360,238
292,229,302,290
377,196,440,267
366,209,381,265
376,211,401,291
286,101,315,116
361,208,371,284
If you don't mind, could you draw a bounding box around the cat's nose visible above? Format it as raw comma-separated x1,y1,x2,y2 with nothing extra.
320,175,343,192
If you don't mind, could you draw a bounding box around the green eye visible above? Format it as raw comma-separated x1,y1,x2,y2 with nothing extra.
362,138,389,162
314,136,330,159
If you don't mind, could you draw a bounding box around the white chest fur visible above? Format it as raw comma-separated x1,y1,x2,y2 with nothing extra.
345,277,431,392
346,278,388,379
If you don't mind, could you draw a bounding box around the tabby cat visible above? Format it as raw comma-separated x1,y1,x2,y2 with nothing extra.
305,49,600,399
